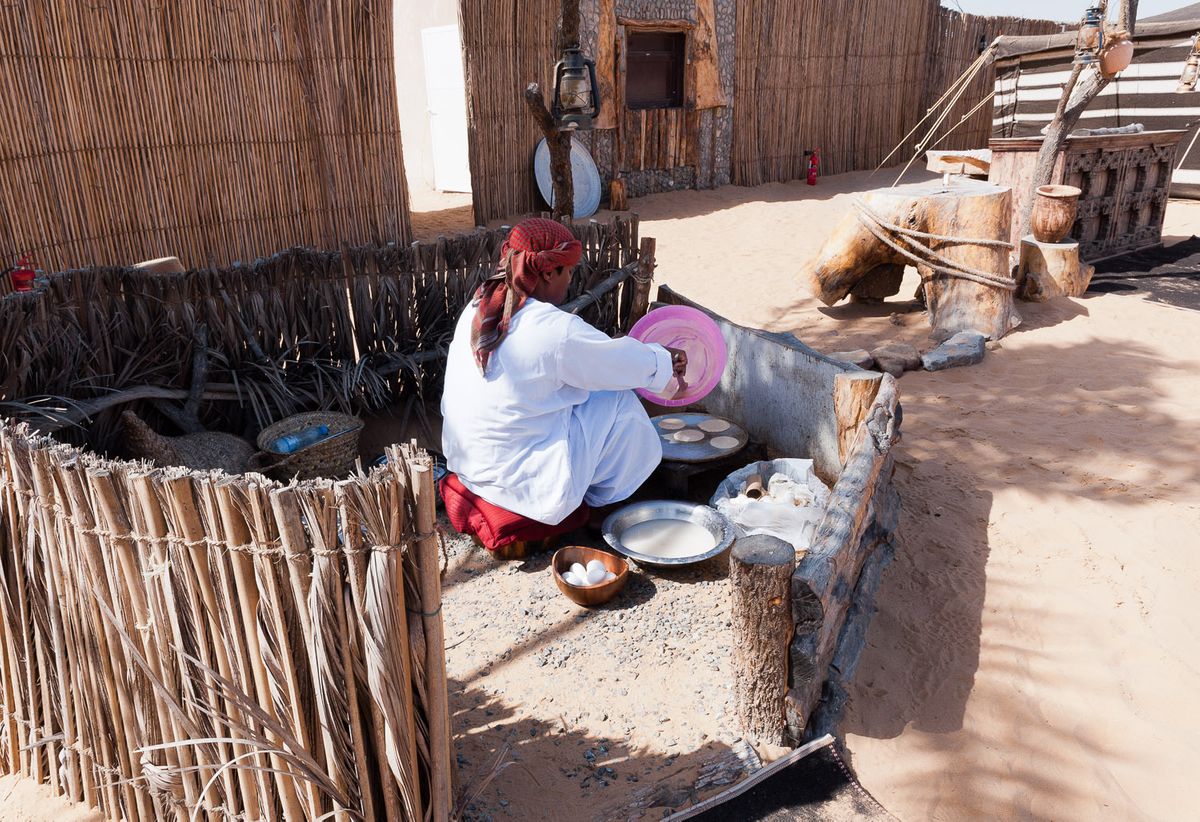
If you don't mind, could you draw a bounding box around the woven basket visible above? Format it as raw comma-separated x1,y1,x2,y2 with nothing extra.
252,411,364,481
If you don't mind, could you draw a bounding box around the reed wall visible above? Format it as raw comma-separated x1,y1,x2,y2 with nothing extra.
924,9,1065,152
0,1,411,273
731,2,1062,186
0,427,450,820
459,0,560,226
0,217,644,453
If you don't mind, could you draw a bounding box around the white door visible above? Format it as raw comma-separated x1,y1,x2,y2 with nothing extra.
421,25,472,193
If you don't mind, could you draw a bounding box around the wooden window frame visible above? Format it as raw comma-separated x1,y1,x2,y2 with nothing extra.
620,22,693,113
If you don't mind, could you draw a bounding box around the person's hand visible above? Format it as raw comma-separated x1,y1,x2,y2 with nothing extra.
667,347,688,378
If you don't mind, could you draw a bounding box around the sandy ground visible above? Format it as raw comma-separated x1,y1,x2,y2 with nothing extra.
6,170,1199,820
631,173,1200,821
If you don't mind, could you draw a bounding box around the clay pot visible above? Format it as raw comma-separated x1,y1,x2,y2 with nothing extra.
1031,184,1082,243
1100,36,1134,77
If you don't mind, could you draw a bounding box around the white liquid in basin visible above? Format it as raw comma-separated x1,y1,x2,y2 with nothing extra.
620,519,716,559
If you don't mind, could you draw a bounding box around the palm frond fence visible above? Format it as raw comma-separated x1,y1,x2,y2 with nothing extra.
0,215,651,821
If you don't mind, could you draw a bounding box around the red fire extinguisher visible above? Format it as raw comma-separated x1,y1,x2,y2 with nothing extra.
9,254,34,292
807,148,820,186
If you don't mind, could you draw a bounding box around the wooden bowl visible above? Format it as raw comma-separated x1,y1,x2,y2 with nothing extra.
552,546,629,607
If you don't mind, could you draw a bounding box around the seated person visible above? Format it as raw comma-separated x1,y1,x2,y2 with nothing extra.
441,218,685,542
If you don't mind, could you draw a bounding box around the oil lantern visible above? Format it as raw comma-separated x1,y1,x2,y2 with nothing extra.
552,45,600,131
1177,34,1200,92
1075,6,1105,65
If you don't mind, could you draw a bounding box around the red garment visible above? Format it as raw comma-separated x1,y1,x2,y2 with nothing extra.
471,218,582,374
440,472,589,551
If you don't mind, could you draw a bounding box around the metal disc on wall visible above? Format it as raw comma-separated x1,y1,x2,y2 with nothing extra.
533,137,602,219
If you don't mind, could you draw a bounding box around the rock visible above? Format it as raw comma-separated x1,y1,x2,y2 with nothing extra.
871,342,921,376
828,349,874,369
985,340,1002,351
921,330,986,371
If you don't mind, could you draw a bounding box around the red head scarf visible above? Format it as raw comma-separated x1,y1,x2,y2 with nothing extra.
471,218,583,374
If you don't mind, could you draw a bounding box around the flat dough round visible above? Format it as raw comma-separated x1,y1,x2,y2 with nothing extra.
698,418,731,433
710,436,740,450
658,418,686,431
672,429,704,443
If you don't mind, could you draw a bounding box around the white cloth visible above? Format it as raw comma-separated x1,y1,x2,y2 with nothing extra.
441,299,673,524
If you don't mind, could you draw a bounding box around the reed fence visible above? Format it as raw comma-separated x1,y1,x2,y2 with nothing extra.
0,216,644,454
923,9,1064,151
460,0,560,226
0,425,450,820
731,1,1061,186
0,1,411,273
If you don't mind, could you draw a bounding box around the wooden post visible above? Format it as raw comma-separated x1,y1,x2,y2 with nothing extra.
609,178,628,211
629,237,655,326
834,372,883,466
523,0,583,221
730,534,796,746
1019,1,1140,234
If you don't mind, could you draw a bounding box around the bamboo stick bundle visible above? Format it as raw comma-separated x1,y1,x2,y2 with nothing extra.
0,421,454,820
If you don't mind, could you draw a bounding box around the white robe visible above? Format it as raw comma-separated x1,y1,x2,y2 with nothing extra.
441,299,673,525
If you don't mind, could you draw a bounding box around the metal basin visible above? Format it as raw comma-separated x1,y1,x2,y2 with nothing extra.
601,500,734,568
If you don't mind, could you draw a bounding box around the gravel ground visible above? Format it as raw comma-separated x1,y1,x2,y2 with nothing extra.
439,522,761,821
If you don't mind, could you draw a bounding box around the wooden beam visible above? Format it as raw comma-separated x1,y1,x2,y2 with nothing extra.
594,0,617,130
693,0,726,109
617,17,696,30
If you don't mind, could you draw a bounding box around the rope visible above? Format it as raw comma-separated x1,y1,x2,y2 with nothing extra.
853,200,1017,293
891,45,996,184
856,199,1013,249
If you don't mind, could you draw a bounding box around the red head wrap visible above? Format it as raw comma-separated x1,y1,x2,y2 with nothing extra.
471,218,582,374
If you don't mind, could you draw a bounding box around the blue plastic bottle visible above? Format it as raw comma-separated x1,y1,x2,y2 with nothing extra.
273,424,329,454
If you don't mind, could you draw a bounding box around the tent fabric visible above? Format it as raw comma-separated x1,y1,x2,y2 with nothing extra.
991,26,1200,198
992,18,1200,61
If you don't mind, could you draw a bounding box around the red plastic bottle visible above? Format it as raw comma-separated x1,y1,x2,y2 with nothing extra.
10,255,34,292
807,148,820,186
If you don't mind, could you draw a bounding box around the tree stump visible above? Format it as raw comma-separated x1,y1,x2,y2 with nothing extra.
834,371,883,465
807,180,1020,341
730,534,796,746
1018,235,1094,301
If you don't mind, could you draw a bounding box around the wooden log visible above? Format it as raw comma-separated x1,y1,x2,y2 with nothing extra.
730,534,796,746
806,180,1020,341
834,371,883,466
609,178,628,211
1017,236,1094,301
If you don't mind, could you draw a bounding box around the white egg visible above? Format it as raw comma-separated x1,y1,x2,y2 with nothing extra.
586,566,608,585
561,570,579,586
570,562,587,578
585,559,606,576
603,571,617,582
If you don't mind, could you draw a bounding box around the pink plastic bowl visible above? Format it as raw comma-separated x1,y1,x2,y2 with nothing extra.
629,305,728,407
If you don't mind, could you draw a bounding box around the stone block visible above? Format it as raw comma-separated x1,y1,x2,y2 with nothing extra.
870,342,921,377
921,330,986,371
